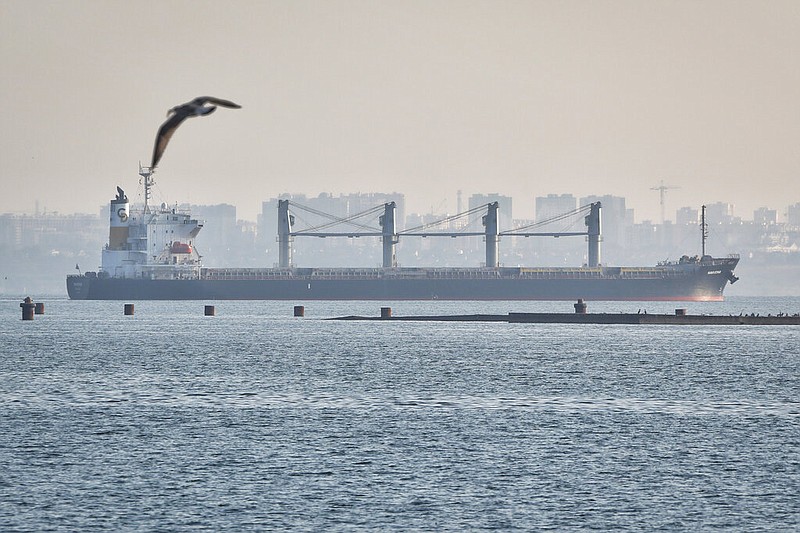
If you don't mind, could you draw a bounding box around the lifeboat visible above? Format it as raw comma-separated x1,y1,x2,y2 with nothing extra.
170,242,192,254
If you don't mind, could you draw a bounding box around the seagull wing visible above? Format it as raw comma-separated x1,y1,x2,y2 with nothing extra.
151,96,238,167
152,111,191,168
194,96,242,109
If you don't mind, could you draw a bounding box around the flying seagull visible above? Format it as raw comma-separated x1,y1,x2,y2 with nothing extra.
151,96,241,168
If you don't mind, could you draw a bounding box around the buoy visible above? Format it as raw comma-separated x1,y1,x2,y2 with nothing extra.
20,297,35,321
34,302,45,315
574,299,587,314
381,307,392,318
204,305,215,316
124,303,134,316
294,305,305,317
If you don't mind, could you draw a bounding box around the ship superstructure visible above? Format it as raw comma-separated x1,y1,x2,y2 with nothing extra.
97,168,203,281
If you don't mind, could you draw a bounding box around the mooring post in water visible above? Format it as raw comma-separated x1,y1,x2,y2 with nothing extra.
34,302,45,315
381,307,392,318
20,297,35,321
124,303,134,316
574,299,587,314
294,305,305,317
204,305,215,316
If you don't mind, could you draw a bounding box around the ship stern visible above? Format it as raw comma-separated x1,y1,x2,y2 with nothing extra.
66,274,91,299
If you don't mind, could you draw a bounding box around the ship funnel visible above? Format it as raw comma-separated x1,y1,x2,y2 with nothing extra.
109,186,130,250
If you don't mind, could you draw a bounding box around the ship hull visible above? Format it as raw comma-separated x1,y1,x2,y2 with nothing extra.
67,263,736,301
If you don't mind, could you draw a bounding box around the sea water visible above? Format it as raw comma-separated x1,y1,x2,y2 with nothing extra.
1,297,798,531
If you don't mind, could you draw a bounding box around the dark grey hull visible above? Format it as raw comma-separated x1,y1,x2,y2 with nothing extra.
66,262,738,301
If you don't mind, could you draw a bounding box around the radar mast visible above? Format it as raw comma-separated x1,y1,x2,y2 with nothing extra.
138,164,155,214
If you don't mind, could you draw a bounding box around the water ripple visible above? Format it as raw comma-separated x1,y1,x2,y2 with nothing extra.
2,391,797,416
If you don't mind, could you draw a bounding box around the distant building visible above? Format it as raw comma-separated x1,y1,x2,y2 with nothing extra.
673,207,701,255
753,207,777,226
676,206,699,226
787,203,800,227
535,194,576,222
580,194,627,251
706,202,735,224
0,212,104,249
531,194,582,264
189,203,238,266
705,202,736,225
469,193,513,231
0,212,106,295
626,220,660,257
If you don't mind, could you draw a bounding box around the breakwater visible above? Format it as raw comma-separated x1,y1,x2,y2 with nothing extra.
331,311,800,325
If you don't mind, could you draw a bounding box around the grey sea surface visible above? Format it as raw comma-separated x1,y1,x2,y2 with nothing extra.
1,296,799,531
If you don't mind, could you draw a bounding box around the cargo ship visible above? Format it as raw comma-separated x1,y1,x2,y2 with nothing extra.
66,170,740,301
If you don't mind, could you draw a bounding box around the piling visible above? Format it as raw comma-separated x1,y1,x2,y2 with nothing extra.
124,303,134,316
34,302,45,315
294,305,305,317
381,307,392,318
204,305,216,316
675,308,687,316
574,299,587,314
20,297,35,321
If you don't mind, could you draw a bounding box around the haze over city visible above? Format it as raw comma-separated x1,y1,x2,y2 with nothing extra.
2,0,799,222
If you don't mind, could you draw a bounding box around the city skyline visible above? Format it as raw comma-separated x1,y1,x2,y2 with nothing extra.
2,1,799,223
6,186,799,227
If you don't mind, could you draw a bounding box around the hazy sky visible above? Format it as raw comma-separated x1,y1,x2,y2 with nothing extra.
2,0,799,222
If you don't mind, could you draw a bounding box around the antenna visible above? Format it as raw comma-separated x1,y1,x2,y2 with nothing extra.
138,163,155,214
650,180,680,224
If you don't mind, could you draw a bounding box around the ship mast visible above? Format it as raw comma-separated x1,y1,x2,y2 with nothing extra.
138,164,155,214
701,204,708,257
